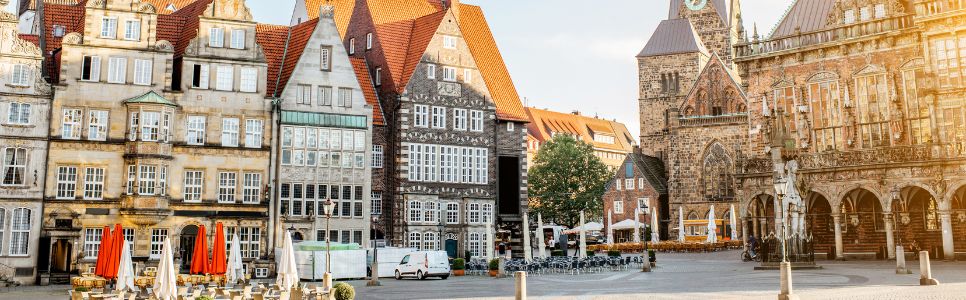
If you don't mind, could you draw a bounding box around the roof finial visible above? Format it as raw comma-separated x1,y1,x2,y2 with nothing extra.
752,22,759,41
320,2,335,19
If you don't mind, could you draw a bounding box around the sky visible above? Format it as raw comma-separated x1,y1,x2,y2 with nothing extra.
5,0,793,140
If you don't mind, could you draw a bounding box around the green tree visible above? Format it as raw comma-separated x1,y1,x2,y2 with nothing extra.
529,135,610,228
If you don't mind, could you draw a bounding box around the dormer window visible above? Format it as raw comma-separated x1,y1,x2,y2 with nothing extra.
443,36,457,49
366,33,373,50
374,68,382,86
230,29,246,49
100,18,117,39
320,46,332,71
349,38,356,55
209,28,225,48
52,25,66,37
124,20,141,41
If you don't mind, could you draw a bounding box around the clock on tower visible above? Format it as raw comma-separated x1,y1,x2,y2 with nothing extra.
685,0,707,11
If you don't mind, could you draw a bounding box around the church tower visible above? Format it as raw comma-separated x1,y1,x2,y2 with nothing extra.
668,0,744,67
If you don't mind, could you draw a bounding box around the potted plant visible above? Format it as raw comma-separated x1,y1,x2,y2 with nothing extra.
488,259,500,277
333,282,355,300
452,258,466,276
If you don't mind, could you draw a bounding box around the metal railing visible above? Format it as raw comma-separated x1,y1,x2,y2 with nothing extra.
735,15,914,59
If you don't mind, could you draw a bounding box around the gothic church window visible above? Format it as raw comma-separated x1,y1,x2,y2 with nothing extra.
854,73,891,148
807,77,843,151
773,86,797,131
901,67,931,144
701,143,734,201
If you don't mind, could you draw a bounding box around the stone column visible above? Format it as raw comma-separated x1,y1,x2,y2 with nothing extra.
741,217,750,253
884,213,896,259
832,214,844,260
940,210,955,260
752,215,760,237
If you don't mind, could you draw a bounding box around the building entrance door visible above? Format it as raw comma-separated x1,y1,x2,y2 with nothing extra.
179,225,198,272
445,239,458,258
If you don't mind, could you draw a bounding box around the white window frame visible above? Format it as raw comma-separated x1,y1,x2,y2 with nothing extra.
81,56,101,82
186,116,206,145
318,86,332,106
408,201,423,223
470,110,484,132
453,109,467,131
183,170,203,202
218,172,237,203
349,38,356,55
150,229,168,259
230,29,246,49
413,105,429,128
244,119,263,148
371,192,382,215
140,111,160,142
123,20,141,41
7,102,30,125
614,201,624,214
192,64,209,89
84,228,103,259
107,57,127,84
320,47,332,71
216,65,234,91
210,27,225,47
222,118,240,147
239,67,257,93
446,203,459,224
133,59,152,85
243,172,261,204
62,109,82,139
427,64,436,80
138,165,157,195
83,167,105,200
464,69,472,84
443,35,457,49
366,33,373,50
431,106,446,129
625,178,635,190
56,166,77,199
338,88,352,108
372,145,383,168
1,148,27,186
10,64,30,87
442,66,457,82
100,17,117,39
468,203,481,224
87,110,108,141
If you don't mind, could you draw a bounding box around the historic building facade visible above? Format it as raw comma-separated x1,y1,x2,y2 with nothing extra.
39,0,274,279
0,0,50,283
258,6,378,249
524,107,636,170
732,0,966,260
601,149,669,243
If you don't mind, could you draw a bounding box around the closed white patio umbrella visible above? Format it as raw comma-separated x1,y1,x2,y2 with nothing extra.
651,207,660,243
707,205,718,244
578,211,587,258
276,232,300,290
152,238,177,300
226,233,244,284
537,213,547,259
115,242,135,292
678,207,685,242
730,205,739,241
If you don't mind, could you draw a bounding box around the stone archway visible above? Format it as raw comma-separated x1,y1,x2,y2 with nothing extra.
950,185,966,254
806,192,834,259
747,194,776,238
840,188,885,259
179,224,199,272
893,186,943,258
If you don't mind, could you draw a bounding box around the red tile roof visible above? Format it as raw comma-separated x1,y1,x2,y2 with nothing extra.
399,11,446,92
163,0,213,58
302,0,356,37
142,0,202,14
525,107,636,152
41,2,86,54
19,34,40,48
350,57,385,125
457,4,528,122
256,23,292,98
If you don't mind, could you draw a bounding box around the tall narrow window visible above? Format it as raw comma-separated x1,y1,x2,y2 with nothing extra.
7,102,30,125
468,203,481,224
218,172,237,203
150,229,167,259
87,110,108,141
443,35,457,49
348,38,355,55
903,68,931,145
230,29,245,49
2,148,26,186
209,28,224,47
442,66,456,82
427,64,436,79
243,173,261,204
372,145,383,168
126,165,136,194
82,56,101,82
100,18,117,38
453,109,467,131
409,201,423,223
245,119,263,148
192,64,209,89
222,118,239,147
62,109,82,139
855,73,890,148
84,228,102,259
431,106,446,129
809,79,843,151
124,20,141,41
183,170,203,202
374,68,381,85
186,116,206,145
140,112,160,141
10,64,30,86
773,87,797,131
107,57,126,83
56,166,77,199
338,88,352,107
464,69,472,83
318,86,332,106
320,47,332,71
296,85,312,105
371,192,382,215
414,105,429,128
366,33,373,50
470,110,483,132
83,167,105,200
139,165,157,195
216,66,233,91
446,203,459,224
932,39,960,88
133,59,152,85
239,67,257,92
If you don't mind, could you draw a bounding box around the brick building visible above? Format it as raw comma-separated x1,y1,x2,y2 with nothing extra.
601,149,669,243
524,107,637,170
640,0,966,260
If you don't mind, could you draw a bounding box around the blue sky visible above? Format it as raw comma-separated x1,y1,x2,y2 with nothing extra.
7,0,793,138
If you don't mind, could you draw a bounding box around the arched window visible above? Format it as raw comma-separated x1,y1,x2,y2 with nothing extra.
854,70,891,148
702,143,734,201
807,73,843,151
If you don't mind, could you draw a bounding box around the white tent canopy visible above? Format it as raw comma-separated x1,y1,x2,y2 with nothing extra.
611,219,647,230
565,222,603,233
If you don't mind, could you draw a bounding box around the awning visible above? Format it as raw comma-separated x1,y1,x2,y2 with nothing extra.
611,219,646,230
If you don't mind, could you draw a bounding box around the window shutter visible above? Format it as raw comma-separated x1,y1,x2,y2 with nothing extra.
90,57,101,81
200,64,209,89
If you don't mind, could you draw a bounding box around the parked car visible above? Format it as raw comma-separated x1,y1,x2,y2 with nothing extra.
394,251,450,280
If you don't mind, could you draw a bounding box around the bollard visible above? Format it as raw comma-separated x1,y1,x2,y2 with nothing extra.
323,272,333,291
497,257,507,278
919,251,940,286
778,262,799,300
895,246,910,274
515,271,527,300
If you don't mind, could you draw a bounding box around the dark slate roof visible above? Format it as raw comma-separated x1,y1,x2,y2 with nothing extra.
768,0,837,39
632,153,668,194
669,0,731,26
637,19,709,58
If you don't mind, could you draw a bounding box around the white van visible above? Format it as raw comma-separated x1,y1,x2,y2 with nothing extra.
394,251,450,280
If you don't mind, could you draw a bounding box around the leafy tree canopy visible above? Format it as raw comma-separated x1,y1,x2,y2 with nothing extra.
528,135,611,228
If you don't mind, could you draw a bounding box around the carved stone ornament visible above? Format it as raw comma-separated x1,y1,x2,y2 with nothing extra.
11,34,41,56
156,40,174,52
86,0,106,8
63,32,84,45
900,212,911,225
137,3,158,14
850,215,860,226
206,0,254,21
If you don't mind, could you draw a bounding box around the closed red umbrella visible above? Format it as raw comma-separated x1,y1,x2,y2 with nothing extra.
209,223,227,275
104,224,124,279
190,225,210,274
94,226,112,277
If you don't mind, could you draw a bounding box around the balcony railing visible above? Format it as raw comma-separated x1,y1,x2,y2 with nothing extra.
735,15,914,59
915,0,966,17
737,143,966,176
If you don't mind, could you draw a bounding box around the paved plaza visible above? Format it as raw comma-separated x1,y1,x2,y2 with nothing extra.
5,251,966,300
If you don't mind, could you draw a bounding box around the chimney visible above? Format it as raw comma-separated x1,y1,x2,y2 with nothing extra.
572,110,580,116
444,0,461,19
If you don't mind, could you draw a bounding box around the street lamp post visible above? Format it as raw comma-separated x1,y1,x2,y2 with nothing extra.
321,197,335,290
774,179,788,262
641,205,651,272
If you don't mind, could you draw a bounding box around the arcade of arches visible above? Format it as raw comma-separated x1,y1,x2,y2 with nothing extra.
744,185,966,260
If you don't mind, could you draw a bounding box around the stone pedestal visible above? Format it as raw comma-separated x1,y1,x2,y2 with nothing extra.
497,257,507,279
895,246,910,274
778,262,799,300
322,272,333,290
919,251,940,286
832,214,844,260
515,271,527,300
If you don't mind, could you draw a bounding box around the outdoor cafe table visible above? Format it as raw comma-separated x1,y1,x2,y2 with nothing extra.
134,276,154,288
71,276,107,289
